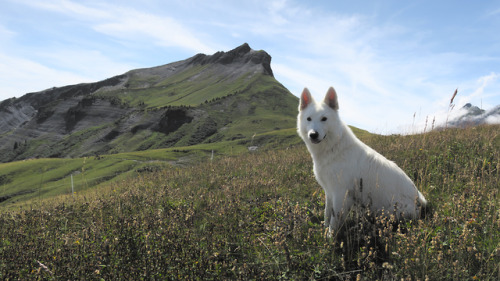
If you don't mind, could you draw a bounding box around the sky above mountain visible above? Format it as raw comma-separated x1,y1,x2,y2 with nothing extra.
1,0,499,133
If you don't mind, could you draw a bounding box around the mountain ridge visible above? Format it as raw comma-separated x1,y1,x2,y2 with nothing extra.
0,43,298,163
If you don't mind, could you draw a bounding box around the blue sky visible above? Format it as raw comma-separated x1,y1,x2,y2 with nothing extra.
1,0,499,133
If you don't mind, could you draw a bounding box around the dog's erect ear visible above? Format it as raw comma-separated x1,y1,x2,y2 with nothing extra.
324,87,339,110
299,88,313,111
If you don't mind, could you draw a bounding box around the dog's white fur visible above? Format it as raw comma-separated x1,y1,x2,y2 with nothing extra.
297,87,427,232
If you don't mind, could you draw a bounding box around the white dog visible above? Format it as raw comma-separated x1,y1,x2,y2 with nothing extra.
297,87,427,232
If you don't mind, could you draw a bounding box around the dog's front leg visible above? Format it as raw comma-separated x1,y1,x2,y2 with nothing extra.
324,194,334,229
329,191,353,232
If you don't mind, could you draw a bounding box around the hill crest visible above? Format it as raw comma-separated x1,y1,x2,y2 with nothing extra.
0,44,298,162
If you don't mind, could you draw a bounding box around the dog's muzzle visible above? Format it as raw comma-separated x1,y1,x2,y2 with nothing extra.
308,130,322,144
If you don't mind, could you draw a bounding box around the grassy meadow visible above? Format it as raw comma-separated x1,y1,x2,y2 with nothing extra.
0,127,303,210
0,125,499,280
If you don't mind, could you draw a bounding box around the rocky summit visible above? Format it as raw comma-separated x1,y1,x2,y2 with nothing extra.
446,103,500,128
0,43,298,162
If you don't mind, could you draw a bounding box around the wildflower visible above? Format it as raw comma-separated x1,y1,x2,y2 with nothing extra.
382,262,394,270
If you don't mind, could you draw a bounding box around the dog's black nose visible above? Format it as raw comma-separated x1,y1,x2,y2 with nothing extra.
309,131,319,140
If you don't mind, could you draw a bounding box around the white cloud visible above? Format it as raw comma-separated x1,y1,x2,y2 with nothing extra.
241,6,429,131
93,10,215,54
485,111,500,125
17,0,215,55
485,8,500,18
272,62,333,96
0,24,15,39
36,48,134,80
0,46,135,99
267,0,290,25
0,53,91,98
15,0,109,20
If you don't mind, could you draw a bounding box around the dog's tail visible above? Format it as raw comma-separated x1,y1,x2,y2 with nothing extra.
417,191,427,207
417,192,433,219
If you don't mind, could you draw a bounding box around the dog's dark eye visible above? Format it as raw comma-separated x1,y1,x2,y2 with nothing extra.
321,117,327,121
307,117,312,121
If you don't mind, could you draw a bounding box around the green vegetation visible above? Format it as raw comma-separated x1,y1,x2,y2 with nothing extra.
0,47,300,164
95,68,300,149
95,66,287,109
0,128,303,209
1,73,299,163
0,125,498,280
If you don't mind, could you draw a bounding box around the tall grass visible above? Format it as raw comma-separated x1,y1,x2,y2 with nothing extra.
0,125,498,280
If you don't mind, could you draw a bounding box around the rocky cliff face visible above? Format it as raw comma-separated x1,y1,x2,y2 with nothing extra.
188,43,273,76
0,43,298,162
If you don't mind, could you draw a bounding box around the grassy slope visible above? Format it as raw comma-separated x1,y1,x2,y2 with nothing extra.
86,75,297,155
95,65,283,108
0,125,498,280
0,127,302,209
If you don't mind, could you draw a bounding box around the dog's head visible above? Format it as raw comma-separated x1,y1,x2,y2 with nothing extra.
297,87,341,145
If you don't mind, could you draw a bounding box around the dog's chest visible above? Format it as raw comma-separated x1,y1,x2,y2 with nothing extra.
312,157,354,189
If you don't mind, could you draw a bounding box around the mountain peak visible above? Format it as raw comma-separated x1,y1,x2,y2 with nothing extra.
188,43,273,76
446,103,500,127
226,42,252,57
0,44,296,162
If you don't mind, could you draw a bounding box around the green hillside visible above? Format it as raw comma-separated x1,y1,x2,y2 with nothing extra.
91,74,298,154
0,127,303,209
0,44,298,162
95,60,273,108
0,125,498,280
